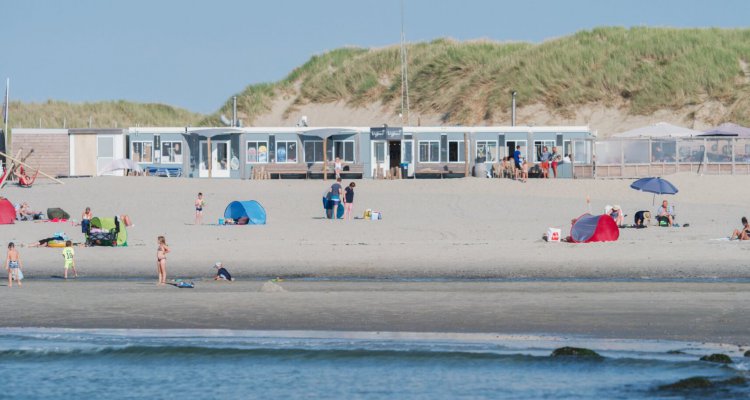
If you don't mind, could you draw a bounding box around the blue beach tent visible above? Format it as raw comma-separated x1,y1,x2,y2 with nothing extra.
223,200,267,225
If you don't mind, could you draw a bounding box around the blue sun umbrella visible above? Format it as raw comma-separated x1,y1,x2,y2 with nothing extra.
630,177,678,204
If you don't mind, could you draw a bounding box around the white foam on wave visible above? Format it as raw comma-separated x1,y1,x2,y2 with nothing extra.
0,327,745,361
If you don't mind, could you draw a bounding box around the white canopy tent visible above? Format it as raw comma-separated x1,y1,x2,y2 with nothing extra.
612,122,703,138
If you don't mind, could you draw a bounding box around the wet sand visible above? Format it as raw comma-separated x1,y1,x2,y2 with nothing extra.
2,280,748,345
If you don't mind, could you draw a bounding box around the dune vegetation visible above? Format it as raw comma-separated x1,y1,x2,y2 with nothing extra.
213,27,750,126
8,100,204,129
9,27,750,128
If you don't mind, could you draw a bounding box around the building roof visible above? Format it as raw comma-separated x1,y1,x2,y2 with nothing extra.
700,123,750,137
612,122,702,138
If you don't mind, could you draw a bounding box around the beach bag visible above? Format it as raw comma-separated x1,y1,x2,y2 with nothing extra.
364,209,372,219
16,269,23,280
546,227,561,242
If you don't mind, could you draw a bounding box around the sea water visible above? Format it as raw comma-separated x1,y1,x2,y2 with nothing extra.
0,329,748,399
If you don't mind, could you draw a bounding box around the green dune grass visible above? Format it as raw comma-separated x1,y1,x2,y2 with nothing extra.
9,27,750,128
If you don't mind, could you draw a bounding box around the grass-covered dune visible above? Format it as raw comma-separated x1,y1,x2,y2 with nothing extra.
214,27,750,126
9,100,204,129
9,27,750,128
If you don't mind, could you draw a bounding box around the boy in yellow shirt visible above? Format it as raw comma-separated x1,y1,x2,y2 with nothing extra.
62,240,77,279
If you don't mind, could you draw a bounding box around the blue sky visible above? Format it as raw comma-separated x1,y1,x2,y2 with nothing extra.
2,0,749,113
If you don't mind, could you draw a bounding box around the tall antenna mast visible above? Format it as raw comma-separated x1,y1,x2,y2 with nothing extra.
400,0,410,126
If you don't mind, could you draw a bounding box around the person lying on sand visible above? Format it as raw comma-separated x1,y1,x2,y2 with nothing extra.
731,216,750,240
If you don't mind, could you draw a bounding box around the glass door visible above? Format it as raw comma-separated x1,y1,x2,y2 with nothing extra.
97,136,115,176
212,141,230,177
372,141,388,178
199,141,209,177
402,139,414,177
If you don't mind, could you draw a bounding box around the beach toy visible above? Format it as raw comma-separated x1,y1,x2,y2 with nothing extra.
218,218,225,225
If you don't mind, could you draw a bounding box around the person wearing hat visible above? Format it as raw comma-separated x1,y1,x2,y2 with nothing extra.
608,205,624,227
213,262,233,281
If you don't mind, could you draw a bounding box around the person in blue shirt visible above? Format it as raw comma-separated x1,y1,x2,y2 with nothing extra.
513,145,522,170
656,199,675,226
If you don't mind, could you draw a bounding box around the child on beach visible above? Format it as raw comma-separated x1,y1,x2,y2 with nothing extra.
156,236,170,285
195,192,205,225
213,262,233,281
62,240,77,279
5,242,22,287
344,182,355,221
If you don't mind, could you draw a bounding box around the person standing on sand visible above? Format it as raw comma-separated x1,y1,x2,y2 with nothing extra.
513,146,521,179
5,242,22,288
195,192,205,225
550,147,561,178
343,182,356,221
329,178,343,221
81,207,93,234
156,236,169,285
62,240,78,279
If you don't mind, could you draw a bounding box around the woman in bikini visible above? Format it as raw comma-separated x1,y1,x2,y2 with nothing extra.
156,236,170,285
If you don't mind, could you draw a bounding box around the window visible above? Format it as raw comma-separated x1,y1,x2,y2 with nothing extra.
334,140,355,162
448,140,465,163
533,140,555,162
476,140,497,163
304,141,323,163
246,141,269,163
418,141,440,163
131,141,153,163
161,141,183,164
276,141,297,163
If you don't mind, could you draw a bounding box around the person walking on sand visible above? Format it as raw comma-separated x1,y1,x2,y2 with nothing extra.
329,178,343,221
195,192,205,225
5,242,22,288
62,240,77,279
156,236,170,285
343,182,356,221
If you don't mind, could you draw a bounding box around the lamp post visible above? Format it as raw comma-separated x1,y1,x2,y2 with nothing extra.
511,91,517,127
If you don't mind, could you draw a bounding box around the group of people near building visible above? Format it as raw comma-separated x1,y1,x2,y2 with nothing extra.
500,145,572,182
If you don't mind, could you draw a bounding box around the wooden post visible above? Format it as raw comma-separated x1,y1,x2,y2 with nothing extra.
0,150,64,184
207,137,212,178
464,132,470,177
323,137,328,181
0,150,22,188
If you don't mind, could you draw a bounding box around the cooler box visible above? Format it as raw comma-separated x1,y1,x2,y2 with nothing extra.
547,227,561,242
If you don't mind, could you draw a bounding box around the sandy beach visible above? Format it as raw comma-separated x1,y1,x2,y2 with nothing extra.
1,175,749,344
1,174,749,278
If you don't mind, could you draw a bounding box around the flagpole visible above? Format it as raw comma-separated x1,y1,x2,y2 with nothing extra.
3,78,8,166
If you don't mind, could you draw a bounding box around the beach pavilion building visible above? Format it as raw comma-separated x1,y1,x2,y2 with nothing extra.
8,125,596,179
124,125,594,179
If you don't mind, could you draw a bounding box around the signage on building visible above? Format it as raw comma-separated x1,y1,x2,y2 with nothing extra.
370,127,403,140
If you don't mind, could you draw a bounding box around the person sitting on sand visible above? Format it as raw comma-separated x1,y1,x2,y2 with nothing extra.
213,262,233,281
731,216,750,240
656,200,675,227
18,202,43,221
608,205,624,226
